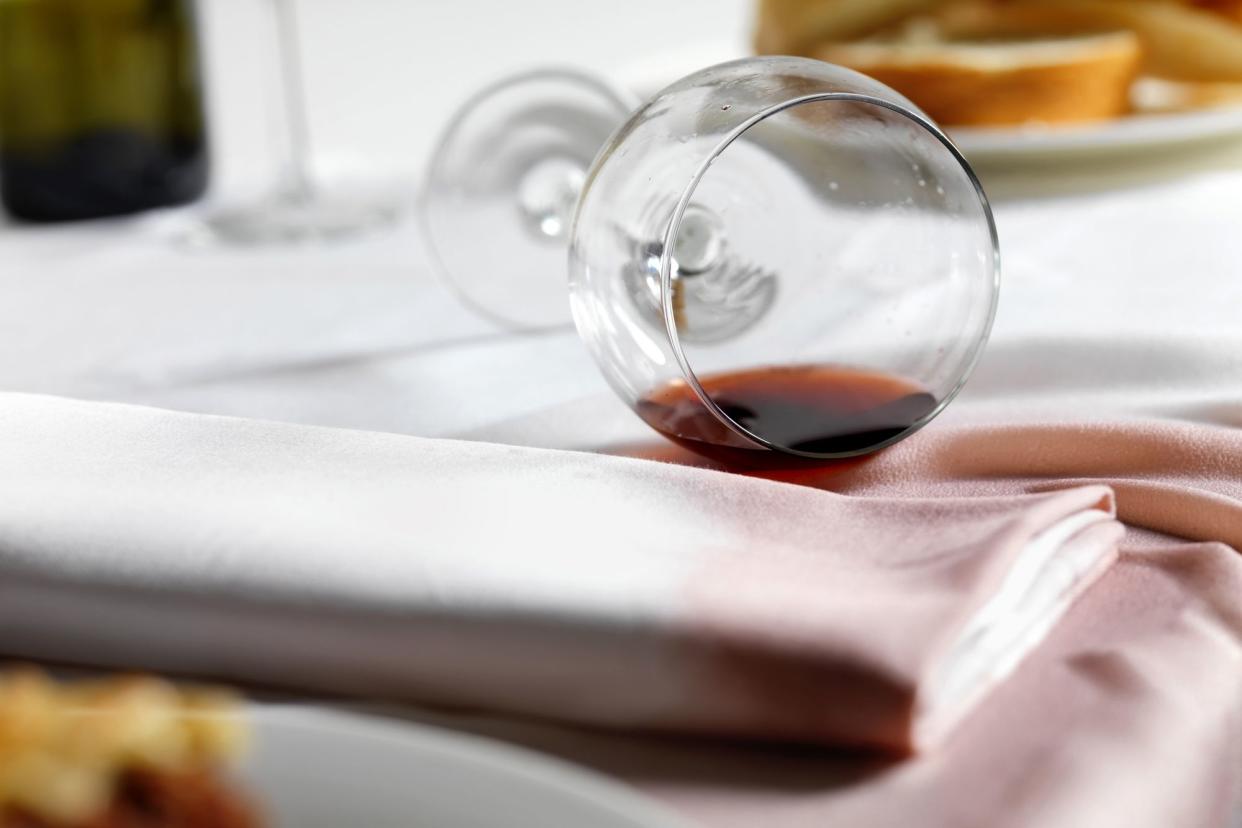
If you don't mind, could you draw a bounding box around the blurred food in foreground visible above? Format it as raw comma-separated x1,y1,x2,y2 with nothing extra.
0,668,259,828
754,0,1242,126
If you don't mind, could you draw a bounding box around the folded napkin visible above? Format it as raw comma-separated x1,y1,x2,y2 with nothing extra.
0,392,1120,754
632,418,1242,828
439,414,1242,828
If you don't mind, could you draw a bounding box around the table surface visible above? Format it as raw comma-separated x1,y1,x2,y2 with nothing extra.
2,2,1241,824
3,144,1238,444
2,0,1238,442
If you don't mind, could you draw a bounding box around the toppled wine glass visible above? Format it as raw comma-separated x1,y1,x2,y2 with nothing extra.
420,57,1000,465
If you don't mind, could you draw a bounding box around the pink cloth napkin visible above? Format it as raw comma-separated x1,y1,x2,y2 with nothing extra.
427,529,1242,828
497,416,1238,827
0,391,1120,756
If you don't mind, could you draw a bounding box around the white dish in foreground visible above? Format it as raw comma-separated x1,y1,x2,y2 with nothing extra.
617,42,1242,163
241,706,687,828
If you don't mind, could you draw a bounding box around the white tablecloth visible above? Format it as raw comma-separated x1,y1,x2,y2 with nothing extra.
2,0,1238,443
1,4,1241,824
3,150,1239,447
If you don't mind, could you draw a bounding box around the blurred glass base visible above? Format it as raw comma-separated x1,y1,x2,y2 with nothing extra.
182,191,403,246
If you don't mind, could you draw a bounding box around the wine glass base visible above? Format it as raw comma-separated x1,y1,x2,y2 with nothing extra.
182,193,403,246
420,68,633,330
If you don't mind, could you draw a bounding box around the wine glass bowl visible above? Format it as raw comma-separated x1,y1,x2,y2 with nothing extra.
567,57,999,464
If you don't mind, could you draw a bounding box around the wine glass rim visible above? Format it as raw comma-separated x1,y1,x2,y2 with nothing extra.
658,86,1002,459
417,66,635,332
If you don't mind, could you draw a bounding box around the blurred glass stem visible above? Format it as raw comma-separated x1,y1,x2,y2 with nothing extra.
272,0,314,203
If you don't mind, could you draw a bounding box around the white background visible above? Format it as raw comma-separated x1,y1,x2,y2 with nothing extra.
200,0,752,197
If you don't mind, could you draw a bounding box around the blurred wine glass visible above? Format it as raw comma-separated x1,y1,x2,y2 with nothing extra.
188,0,401,245
419,68,634,329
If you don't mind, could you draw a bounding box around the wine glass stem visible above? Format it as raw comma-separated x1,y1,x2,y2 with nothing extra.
272,0,315,203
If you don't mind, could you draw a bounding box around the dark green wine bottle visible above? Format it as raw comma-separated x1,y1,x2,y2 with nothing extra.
0,0,209,222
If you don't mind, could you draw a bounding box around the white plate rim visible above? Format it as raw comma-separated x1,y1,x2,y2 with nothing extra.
242,704,690,828
948,105,1242,159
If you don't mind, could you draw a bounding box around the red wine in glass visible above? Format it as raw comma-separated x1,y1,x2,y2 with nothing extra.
637,365,938,468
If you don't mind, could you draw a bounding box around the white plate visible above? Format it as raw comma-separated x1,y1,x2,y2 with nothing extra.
949,106,1242,163
241,706,687,828
616,41,1242,164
